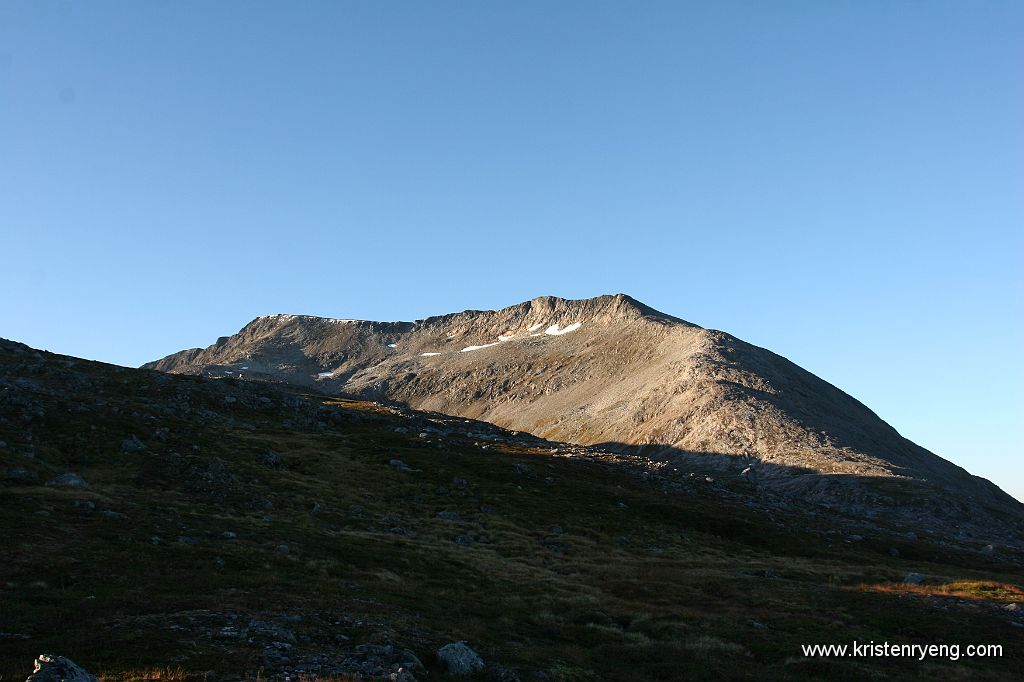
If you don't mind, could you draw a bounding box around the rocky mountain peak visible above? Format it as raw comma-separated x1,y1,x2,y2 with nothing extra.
142,294,1023,540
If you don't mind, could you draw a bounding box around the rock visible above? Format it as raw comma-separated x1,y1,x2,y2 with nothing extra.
436,641,485,676
389,459,418,472
739,467,757,483
249,620,296,643
275,544,290,554
903,573,924,585
25,654,98,682
491,666,523,682
99,510,127,520
72,500,95,511
980,544,995,555
177,536,198,545
436,510,462,522
120,435,146,453
888,548,900,558
904,532,918,542
749,620,768,630
258,450,284,469
45,473,89,489
513,463,530,475
847,535,864,542
222,531,237,539
1004,603,1021,613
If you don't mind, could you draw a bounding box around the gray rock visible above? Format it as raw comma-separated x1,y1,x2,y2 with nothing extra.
981,544,995,555
436,641,484,676
222,531,237,539
436,510,463,522
389,459,418,472
888,548,900,558
275,544,290,554
903,573,924,585
25,654,98,682
120,435,145,453
99,510,127,520
45,473,89,489
258,450,284,469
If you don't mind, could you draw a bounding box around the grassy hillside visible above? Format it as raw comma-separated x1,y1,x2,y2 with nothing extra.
1,339,1021,681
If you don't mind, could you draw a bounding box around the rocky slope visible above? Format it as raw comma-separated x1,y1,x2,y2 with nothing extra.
146,294,1022,541
4,338,1024,681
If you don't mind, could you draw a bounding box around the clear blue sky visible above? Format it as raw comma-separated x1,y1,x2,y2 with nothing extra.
2,1,1022,501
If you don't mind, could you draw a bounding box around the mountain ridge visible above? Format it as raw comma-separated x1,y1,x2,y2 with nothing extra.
144,293,1023,542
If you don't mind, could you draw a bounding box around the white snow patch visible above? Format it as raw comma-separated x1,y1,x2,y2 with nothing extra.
241,366,249,370
387,343,397,348
461,342,503,352
527,322,545,333
420,352,442,357
317,371,334,378
545,322,582,336
498,334,516,342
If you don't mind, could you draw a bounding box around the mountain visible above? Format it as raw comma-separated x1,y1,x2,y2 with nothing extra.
145,294,1022,542
4,337,1024,681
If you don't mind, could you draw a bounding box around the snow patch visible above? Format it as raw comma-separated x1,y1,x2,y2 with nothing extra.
317,371,334,378
545,322,582,336
461,342,502,352
420,352,442,357
498,334,516,342
527,322,545,333
387,343,397,348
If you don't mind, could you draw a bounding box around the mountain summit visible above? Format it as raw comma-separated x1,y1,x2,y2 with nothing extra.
146,294,1022,541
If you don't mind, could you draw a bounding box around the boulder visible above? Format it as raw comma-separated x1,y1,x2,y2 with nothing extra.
45,474,88,489
120,435,145,453
25,655,97,682
389,459,418,472
903,573,924,585
436,641,484,676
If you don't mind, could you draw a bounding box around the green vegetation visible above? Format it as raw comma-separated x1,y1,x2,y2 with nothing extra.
0,344,1021,680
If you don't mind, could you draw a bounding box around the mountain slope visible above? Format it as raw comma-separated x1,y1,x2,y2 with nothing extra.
4,337,1024,681
146,294,1022,540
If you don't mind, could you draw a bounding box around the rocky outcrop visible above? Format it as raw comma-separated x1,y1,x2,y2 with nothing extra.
25,655,97,682
436,641,485,676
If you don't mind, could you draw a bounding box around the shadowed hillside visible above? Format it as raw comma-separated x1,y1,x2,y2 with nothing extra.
2,338,1024,680
146,294,1023,545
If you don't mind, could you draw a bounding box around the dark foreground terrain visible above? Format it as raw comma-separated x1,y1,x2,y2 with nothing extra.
1,338,1022,680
